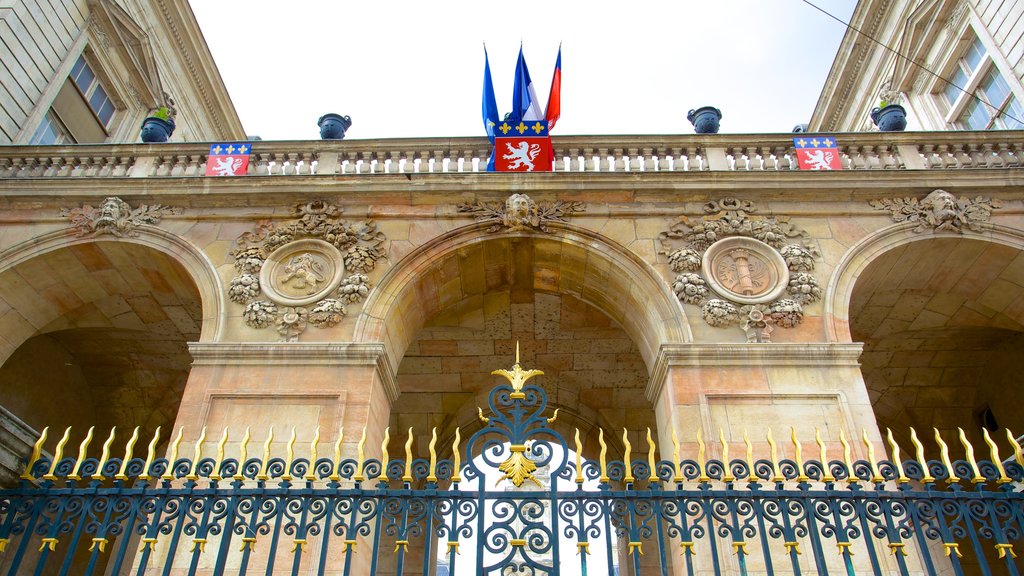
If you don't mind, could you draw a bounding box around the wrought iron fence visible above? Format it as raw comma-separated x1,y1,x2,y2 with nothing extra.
1,351,1023,575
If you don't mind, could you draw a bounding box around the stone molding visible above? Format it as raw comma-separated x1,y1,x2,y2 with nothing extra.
188,342,398,402
644,342,865,402
0,404,39,487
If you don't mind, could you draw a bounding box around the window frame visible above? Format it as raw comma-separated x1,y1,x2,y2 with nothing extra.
937,24,1024,130
67,53,117,132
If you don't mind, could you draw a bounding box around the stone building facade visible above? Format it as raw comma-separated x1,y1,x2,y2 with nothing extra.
0,1,1023,574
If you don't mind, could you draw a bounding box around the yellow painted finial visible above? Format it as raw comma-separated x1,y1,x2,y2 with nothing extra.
958,428,984,483
934,428,959,483
402,427,415,482
861,429,882,483
427,427,438,483
163,427,184,481
909,428,934,483
886,428,908,484
839,429,855,483
671,427,682,483
696,429,709,482
354,427,368,481
308,426,322,481
116,427,141,481
720,429,734,482
256,426,275,481
1007,429,1023,468
235,427,251,481
814,428,834,482
791,428,808,482
187,427,207,481
139,427,161,481
281,428,297,481
743,429,754,481
211,428,228,481
69,426,94,481
598,429,609,484
766,428,782,482
982,428,1010,484
377,427,391,482
622,429,634,484
451,427,462,483
44,426,72,481
329,427,343,482
646,428,657,481
491,345,543,399
21,426,48,481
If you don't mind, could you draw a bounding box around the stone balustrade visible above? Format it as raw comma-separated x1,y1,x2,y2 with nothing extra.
0,131,1020,178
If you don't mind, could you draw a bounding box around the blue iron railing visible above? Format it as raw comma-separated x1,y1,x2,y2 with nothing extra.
1,351,1022,575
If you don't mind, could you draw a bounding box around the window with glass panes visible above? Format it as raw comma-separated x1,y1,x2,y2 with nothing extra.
70,55,115,127
943,32,1024,130
28,110,74,145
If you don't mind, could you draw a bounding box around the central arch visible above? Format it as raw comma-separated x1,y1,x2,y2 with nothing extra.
356,223,691,371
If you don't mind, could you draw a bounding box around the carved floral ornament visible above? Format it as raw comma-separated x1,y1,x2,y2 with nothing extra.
61,196,182,238
870,189,1000,234
458,193,585,233
659,198,822,343
228,200,386,342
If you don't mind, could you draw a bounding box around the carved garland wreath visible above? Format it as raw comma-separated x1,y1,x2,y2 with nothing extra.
227,200,386,341
658,198,822,342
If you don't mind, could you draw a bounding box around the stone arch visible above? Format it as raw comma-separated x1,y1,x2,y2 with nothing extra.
825,222,1024,448
0,227,223,440
355,222,691,370
0,227,224,343
825,223,1024,343
354,223,690,463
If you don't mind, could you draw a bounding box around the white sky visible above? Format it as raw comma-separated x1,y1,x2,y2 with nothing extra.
192,1,857,140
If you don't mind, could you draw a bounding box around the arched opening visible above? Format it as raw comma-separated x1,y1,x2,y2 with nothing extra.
848,237,1024,449
0,241,204,467
359,229,682,575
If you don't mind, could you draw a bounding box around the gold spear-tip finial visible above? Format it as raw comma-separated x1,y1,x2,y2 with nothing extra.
491,341,543,399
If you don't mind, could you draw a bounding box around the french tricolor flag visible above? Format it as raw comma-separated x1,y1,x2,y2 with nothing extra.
511,47,544,122
545,45,561,131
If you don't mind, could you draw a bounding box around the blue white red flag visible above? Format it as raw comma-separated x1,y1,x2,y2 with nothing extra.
206,143,251,176
482,47,499,145
545,45,561,131
793,136,842,170
511,47,543,122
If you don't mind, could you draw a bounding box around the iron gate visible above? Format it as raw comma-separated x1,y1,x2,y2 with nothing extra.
1,353,1023,575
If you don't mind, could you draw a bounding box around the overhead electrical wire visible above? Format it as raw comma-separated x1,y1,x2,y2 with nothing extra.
801,0,1023,126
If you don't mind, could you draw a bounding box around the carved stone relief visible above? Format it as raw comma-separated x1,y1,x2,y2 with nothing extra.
61,196,181,238
870,189,1000,234
659,198,820,342
458,193,585,233
228,200,387,341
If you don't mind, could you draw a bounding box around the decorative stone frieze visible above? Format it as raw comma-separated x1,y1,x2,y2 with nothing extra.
659,198,821,342
228,200,387,341
61,196,182,238
458,193,585,233
870,189,1000,234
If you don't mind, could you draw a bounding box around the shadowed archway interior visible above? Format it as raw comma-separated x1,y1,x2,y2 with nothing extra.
850,237,1024,451
0,241,202,440
386,236,658,462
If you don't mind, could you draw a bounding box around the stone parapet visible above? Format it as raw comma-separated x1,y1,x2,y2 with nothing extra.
0,131,1020,179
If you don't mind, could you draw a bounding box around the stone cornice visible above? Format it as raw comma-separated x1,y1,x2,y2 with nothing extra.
809,0,894,131
645,343,865,402
150,0,245,139
188,342,399,402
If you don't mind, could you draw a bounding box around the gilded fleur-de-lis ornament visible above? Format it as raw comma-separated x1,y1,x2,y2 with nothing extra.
488,342,545,487
490,342,544,399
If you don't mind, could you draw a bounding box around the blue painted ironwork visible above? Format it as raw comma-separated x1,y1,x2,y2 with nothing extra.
1,356,1023,575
